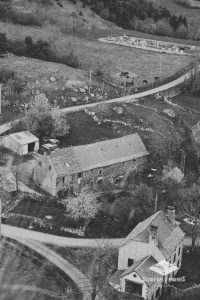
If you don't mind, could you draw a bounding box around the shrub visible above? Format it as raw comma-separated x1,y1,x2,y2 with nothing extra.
0,69,15,83
59,51,81,69
0,33,8,54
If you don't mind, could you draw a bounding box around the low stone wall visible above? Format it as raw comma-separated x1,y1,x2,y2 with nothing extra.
164,283,200,299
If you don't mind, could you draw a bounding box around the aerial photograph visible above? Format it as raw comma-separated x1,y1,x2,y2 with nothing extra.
0,0,200,299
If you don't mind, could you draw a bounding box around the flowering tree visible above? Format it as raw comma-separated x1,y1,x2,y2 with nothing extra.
64,192,101,228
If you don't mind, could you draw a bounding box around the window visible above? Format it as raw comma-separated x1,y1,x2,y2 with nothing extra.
177,260,180,268
156,288,161,298
128,258,134,267
91,169,94,173
99,169,102,175
78,172,82,178
173,253,176,263
125,280,142,296
178,246,181,256
62,177,65,184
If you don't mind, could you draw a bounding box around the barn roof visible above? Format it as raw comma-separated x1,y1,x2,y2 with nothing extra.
48,133,149,176
10,131,39,145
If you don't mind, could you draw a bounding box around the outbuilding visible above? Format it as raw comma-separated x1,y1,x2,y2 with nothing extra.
0,131,39,155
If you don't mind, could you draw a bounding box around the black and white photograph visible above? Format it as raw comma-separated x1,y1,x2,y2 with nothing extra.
0,0,200,299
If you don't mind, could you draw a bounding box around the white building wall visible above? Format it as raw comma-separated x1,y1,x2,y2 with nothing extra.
118,241,165,270
121,271,148,298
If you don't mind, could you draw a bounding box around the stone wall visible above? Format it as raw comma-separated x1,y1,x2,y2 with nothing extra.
56,156,148,195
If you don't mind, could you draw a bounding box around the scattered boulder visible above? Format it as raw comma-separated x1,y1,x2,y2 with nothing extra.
163,109,176,118
113,106,124,115
80,87,86,93
50,76,56,82
71,97,78,103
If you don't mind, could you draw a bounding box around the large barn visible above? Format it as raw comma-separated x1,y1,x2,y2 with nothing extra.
33,133,149,196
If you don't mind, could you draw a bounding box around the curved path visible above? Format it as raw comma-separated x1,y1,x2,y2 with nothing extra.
61,67,195,114
0,65,198,137
5,234,92,300
2,224,123,248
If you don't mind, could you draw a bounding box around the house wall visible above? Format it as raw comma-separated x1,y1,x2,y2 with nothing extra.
56,155,148,195
33,155,57,195
0,135,21,154
167,241,183,282
148,282,163,300
34,141,39,152
121,271,148,299
118,241,165,271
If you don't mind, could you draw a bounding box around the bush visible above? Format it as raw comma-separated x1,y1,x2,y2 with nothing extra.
0,69,15,83
59,51,81,69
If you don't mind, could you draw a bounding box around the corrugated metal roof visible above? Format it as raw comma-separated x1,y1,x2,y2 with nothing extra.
49,134,149,176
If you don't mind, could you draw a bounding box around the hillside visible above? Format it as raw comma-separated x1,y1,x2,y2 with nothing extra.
158,0,200,37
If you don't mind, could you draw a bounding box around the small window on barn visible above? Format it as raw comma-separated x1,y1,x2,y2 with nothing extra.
38,161,41,167
128,258,134,267
99,169,102,175
78,172,82,178
49,165,52,171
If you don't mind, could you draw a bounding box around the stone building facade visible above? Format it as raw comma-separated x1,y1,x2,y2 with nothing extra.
33,133,149,196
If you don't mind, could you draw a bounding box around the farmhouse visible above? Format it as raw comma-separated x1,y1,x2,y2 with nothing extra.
0,131,39,155
109,206,185,300
33,133,149,196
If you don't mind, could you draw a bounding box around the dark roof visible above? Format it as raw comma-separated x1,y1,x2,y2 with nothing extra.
48,134,149,177
121,211,185,259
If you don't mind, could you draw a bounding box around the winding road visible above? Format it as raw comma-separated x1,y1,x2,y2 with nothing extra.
2,233,93,300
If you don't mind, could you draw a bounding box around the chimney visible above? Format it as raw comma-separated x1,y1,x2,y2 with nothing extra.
166,206,176,224
149,225,158,247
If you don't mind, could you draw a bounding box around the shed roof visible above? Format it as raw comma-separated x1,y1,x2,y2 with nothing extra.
10,131,39,145
49,133,149,176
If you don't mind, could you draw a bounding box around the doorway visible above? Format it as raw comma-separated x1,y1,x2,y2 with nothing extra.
28,142,35,153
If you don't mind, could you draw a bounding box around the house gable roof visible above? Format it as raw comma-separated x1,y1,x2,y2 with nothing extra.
121,211,185,259
48,133,149,177
110,256,163,288
10,131,39,145
121,256,163,287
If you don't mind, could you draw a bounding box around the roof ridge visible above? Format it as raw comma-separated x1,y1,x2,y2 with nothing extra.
135,255,151,272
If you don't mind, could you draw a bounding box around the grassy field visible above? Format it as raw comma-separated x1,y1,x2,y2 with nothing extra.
0,237,80,300
0,21,191,85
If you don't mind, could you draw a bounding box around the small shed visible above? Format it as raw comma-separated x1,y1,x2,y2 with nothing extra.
0,131,39,155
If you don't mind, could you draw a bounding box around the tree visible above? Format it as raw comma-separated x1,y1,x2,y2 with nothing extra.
182,184,200,252
0,33,8,55
73,245,118,300
64,192,101,230
11,93,70,139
